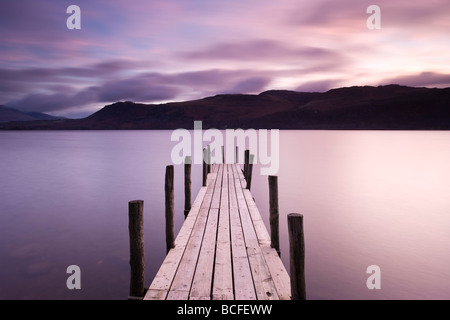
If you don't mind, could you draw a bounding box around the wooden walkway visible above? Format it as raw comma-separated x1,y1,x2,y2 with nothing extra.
144,163,291,300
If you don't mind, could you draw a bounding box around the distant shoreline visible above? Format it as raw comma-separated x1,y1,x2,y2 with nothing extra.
2,85,450,131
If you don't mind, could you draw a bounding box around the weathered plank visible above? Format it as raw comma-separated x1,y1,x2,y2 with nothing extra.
190,166,223,299
236,164,291,300
212,164,234,300
231,164,279,300
261,246,291,300
144,186,207,300
243,189,271,246
166,173,217,299
228,164,257,300
246,246,279,300
190,208,219,299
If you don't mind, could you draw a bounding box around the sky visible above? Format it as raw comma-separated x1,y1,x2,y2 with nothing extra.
1,0,450,118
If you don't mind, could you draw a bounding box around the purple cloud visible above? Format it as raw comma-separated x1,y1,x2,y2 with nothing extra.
6,93,82,113
5,68,273,113
180,39,344,63
221,77,272,94
296,79,342,92
379,72,450,88
96,77,179,103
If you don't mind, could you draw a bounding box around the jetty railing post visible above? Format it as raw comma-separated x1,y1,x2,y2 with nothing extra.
202,148,207,187
245,154,254,190
128,200,145,299
287,213,306,300
184,156,191,218
165,165,175,253
268,176,280,256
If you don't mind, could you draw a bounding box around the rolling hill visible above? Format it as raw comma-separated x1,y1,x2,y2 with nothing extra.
1,85,450,130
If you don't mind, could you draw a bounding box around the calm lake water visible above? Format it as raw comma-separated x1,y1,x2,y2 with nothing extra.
1,130,450,300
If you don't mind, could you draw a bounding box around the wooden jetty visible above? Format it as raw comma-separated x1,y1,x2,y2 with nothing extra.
143,163,292,300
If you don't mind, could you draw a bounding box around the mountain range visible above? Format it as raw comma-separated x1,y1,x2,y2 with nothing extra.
1,85,450,130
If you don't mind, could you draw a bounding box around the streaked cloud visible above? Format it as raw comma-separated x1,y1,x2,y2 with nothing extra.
296,79,343,92
180,39,343,62
380,72,450,88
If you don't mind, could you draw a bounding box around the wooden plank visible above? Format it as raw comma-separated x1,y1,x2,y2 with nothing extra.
228,164,256,300
190,167,223,299
243,189,271,246
247,246,279,300
210,164,223,209
234,163,247,189
166,170,218,299
189,208,220,300
144,288,167,300
231,164,259,248
213,164,234,300
231,164,279,300
238,164,291,299
233,164,291,300
167,290,190,300
261,246,291,300
190,296,211,300
144,187,207,300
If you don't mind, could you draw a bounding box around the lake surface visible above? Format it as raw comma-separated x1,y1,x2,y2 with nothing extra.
1,130,450,300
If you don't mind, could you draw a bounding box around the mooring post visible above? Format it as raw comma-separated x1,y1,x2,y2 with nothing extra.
221,145,225,164
287,213,306,300
128,200,145,299
165,165,175,253
202,148,207,187
244,149,250,178
207,144,211,174
245,154,254,190
268,176,280,256
184,156,191,218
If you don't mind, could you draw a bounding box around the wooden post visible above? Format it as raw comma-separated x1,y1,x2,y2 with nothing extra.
128,200,145,298
165,165,175,253
268,176,280,256
244,149,250,178
207,144,211,173
287,213,306,300
184,156,191,218
221,145,225,164
202,148,207,187
246,154,254,190
235,146,239,164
